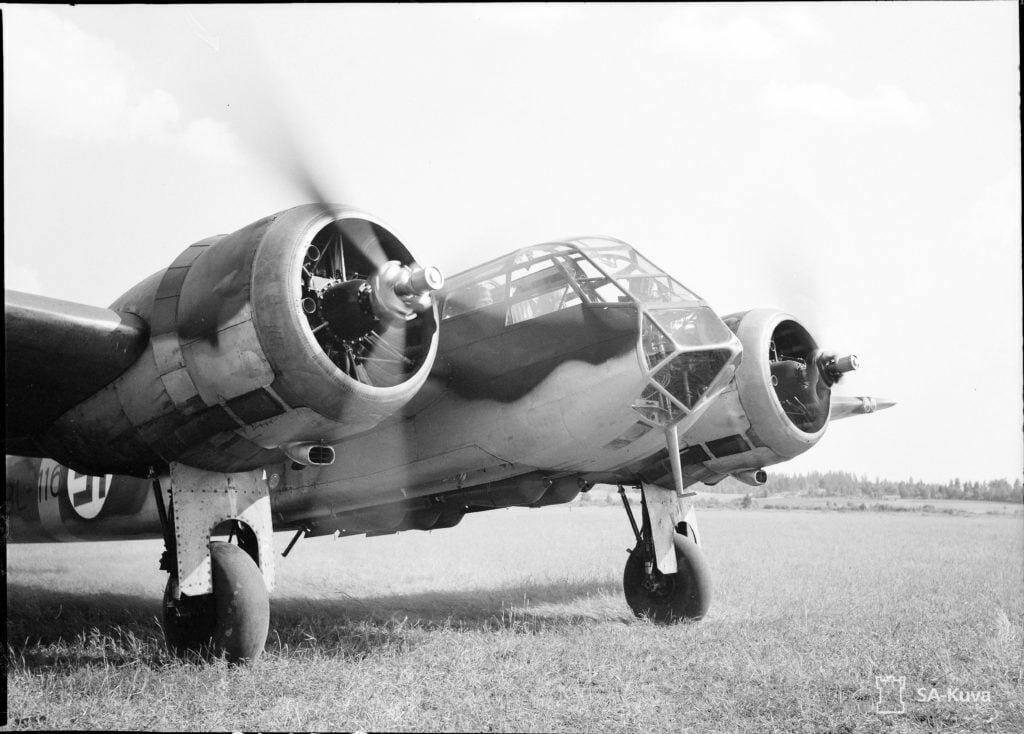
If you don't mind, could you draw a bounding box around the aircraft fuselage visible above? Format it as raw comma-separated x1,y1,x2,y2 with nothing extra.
6,238,742,542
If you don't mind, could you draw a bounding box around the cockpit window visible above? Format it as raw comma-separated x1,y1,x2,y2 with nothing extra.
572,241,701,304
441,263,508,319
440,239,702,324
505,255,584,326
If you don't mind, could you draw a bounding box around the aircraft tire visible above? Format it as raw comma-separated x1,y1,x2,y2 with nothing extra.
623,532,711,623
162,541,270,663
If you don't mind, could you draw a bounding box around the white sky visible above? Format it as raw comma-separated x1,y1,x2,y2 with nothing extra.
3,4,1021,483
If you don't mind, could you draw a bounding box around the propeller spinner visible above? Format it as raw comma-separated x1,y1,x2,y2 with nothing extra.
316,260,444,341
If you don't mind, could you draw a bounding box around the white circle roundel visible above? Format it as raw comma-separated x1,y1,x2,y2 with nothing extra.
66,470,113,520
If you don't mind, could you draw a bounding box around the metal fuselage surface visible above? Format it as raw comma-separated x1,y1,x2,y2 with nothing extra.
6,238,740,542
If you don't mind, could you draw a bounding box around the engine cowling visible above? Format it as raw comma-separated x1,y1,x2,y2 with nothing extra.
664,309,856,483
727,308,831,459
41,205,440,476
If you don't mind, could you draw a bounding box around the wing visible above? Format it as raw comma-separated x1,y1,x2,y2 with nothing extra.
4,290,148,455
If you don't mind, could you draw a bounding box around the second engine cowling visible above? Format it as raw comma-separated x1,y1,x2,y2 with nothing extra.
665,308,857,483
40,205,442,476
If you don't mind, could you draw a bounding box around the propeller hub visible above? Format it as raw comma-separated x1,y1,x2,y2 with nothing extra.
370,261,445,326
313,261,445,342
817,351,859,387
395,265,444,296
297,213,441,387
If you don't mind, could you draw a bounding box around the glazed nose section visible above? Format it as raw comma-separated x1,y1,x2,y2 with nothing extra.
650,348,737,409
640,307,740,368
634,306,742,425
651,306,739,349
640,306,739,367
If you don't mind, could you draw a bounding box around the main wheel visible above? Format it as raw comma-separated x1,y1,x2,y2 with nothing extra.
162,541,270,663
623,533,711,623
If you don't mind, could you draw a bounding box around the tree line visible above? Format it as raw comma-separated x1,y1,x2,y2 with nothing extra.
712,471,1023,503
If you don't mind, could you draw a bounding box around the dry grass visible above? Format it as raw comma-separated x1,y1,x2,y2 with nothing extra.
6,505,1023,732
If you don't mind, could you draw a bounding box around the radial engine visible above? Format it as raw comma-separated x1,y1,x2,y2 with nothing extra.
41,205,443,476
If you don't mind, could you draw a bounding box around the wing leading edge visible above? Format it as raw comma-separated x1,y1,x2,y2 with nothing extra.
4,290,148,455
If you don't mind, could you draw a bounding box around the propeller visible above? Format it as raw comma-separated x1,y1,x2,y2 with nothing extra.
260,108,444,387
297,222,444,387
182,26,434,486
209,66,442,382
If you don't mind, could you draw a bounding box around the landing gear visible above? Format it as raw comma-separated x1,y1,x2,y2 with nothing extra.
162,541,270,663
619,484,711,622
623,533,710,622
152,464,275,664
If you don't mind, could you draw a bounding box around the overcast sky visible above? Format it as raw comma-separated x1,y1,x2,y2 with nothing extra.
4,4,1020,483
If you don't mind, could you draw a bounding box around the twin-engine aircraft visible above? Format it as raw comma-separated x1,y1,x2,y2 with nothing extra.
4,204,893,662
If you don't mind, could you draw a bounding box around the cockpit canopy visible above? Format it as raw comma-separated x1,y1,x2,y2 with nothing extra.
441,238,742,428
441,238,703,325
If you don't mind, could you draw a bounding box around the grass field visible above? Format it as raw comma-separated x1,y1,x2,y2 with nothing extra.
579,487,1024,516
6,504,1023,732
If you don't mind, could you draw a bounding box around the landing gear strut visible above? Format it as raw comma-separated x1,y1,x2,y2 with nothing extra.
619,484,711,622
152,464,274,663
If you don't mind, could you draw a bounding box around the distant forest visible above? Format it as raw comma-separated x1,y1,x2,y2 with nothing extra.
711,471,1023,503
